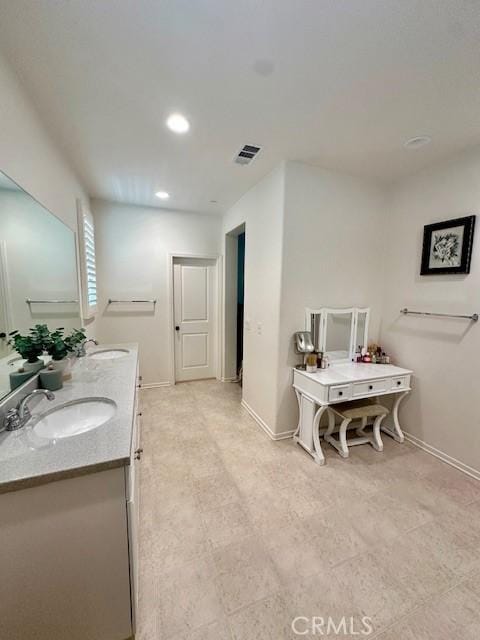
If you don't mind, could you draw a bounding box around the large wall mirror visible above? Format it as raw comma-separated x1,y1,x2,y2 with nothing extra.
306,306,370,363
0,171,80,400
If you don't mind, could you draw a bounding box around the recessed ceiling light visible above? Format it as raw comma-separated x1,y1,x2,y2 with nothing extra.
155,191,170,200
404,135,432,149
166,113,190,134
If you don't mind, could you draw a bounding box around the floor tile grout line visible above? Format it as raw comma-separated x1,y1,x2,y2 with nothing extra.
138,382,480,640
369,565,480,638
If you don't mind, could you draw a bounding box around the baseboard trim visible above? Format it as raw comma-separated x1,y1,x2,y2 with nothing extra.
221,376,238,383
241,399,295,441
141,381,171,389
404,430,480,482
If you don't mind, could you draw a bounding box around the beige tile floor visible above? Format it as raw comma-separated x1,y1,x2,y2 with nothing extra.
137,380,480,639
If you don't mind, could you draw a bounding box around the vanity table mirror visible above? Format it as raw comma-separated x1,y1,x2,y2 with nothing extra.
0,171,80,400
324,309,354,361
306,307,370,362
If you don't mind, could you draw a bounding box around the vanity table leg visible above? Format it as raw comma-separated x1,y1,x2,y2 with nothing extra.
312,405,328,465
372,414,385,452
293,389,302,439
293,393,327,465
381,391,408,443
294,393,319,459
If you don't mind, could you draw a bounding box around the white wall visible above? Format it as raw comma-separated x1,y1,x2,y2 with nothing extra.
0,189,79,334
0,52,92,334
92,199,222,385
276,162,387,433
380,147,480,473
222,166,286,433
222,162,386,437
0,53,87,232
223,155,480,475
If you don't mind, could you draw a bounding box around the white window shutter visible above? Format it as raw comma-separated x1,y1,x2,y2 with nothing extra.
77,200,97,319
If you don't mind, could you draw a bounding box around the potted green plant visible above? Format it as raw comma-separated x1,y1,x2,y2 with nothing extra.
65,328,87,356
8,327,45,373
44,327,70,377
48,327,87,379
45,328,68,360
46,327,84,379
30,324,51,348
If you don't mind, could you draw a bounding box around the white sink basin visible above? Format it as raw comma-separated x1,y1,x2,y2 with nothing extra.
32,398,117,440
89,349,129,360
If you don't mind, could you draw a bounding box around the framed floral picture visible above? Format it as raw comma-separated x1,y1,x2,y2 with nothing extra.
420,215,476,275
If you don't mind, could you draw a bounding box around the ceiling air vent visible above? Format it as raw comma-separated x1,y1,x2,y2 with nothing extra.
234,144,262,166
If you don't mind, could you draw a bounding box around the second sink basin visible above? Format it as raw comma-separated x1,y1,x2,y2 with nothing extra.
32,397,117,440
89,349,129,360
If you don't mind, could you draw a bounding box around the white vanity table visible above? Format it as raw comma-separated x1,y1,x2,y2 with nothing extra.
293,363,412,464
292,306,413,464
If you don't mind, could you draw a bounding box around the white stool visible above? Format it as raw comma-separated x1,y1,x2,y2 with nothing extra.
324,402,388,458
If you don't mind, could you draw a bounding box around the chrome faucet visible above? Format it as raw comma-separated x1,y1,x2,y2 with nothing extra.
19,389,55,420
2,389,55,432
76,338,98,357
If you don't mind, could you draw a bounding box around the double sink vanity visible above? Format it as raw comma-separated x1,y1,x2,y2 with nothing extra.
0,344,141,640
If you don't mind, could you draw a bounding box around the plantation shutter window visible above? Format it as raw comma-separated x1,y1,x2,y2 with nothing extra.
77,200,97,318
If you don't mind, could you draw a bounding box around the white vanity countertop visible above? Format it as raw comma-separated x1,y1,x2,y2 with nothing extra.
0,344,139,493
294,362,413,385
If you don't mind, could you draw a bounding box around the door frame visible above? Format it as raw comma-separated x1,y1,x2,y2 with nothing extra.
167,253,223,385
222,223,246,382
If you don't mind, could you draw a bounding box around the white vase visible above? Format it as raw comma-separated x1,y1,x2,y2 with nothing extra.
23,359,44,373
51,357,72,380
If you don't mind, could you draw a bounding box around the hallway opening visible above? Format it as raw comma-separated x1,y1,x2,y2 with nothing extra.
224,223,246,383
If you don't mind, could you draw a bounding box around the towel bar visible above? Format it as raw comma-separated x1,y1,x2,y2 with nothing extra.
108,299,156,304
400,308,478,322
26,299,79,304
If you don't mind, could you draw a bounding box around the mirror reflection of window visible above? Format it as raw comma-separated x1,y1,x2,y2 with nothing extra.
325,312,353,360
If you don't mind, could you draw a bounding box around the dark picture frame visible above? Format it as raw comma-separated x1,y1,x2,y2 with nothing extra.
420,215,476,275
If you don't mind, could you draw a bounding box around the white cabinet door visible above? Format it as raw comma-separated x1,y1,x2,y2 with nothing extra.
173,258,216,382
0,469,132,640
126,383,141,633
127,456,140,633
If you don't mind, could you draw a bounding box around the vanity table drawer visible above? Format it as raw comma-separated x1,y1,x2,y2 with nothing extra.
353,378,388,397
329,384,351,402
391,376,408,391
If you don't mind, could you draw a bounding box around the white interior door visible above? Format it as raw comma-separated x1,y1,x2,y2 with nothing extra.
173,258,217,382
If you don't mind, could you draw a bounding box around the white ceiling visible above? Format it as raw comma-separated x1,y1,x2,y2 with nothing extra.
0,0,479,214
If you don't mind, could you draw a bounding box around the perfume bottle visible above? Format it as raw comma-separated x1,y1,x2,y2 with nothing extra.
306,353,317,373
